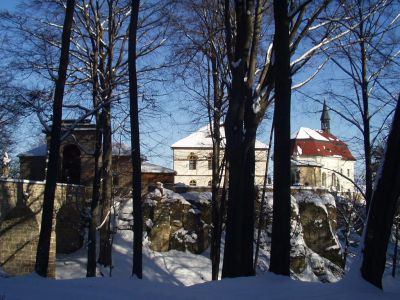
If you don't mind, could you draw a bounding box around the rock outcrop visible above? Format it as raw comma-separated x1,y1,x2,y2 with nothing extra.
257,190,343,282
142,186,344,282
143,186,211,254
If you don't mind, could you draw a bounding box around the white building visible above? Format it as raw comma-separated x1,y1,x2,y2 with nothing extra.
171,125,268,187
290,103,356,194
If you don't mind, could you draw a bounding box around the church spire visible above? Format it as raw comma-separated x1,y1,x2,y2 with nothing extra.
320,101,330,133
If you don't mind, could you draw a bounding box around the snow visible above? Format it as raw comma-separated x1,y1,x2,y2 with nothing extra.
291,127,329,141
1,191,399,299
171,125,268,149
159,191,191,206
296,191,331,214
188,208,201,214
296,145,303,155
181,191,212,204
252,96,261,114
141,162,175,174
1,249,399,300
18,144,47,157
320,193,336,207
1,222,400,299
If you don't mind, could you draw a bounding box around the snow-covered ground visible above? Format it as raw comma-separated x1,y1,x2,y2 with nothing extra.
1,226,400,300
1,194,399,299
55,230,213,285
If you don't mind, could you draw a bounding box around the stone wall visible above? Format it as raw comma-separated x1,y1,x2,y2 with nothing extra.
0,179,86,277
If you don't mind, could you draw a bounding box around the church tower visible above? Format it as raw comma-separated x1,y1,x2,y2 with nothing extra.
320,101,330,133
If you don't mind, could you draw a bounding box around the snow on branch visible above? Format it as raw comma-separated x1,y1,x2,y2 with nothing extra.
292,57,328,90
291,28,350,73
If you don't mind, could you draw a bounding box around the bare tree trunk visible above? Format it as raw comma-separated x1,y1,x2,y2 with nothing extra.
392,219,399,278
129,0,143,279
98,0,115,268
343,218,350,268
361,96,400,288
254,121,274,272
359,10,372,212
222,0,260,278
87,119,102,277
220,0,331,278
270,0,291,276
86,19,103,276
210,134,222,280
35,0,75,277
86,79,102,276
98,104,113,267
222,126,256,277
209,51,224,281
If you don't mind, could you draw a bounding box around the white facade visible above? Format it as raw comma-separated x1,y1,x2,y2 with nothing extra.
291,127,356,194
292,154,356,193
172,126,268,187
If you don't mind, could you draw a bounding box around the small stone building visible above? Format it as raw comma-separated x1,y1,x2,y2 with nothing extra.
171,125,268,187
290,104,356,194
18,120,175,189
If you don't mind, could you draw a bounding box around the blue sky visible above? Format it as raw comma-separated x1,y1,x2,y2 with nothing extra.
0,0,370,173
0,1,16,10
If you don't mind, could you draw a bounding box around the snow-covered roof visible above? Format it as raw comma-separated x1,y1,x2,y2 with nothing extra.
141,162,176,174
290,127,356,161
18,142,142,158
112,143,131,156
18,144,47,157
291,159,322,167
291,127,330,141
171,125,268,149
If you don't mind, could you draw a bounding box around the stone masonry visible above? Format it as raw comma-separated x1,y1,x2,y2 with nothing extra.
0,179,85,277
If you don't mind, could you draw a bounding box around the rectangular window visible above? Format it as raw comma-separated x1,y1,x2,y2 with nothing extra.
347,169,350,177
189,159,197,170
188,153,197,170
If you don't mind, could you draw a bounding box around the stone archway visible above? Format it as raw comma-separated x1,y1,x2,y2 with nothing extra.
62,144,81,184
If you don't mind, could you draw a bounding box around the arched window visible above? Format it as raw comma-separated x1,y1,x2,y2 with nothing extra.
62,144,81,184
188,153,197,170
331,173,336,187
208,180,212,186
207,153,213,170
113,174,120,187
322,172,326,186
189,179,197,186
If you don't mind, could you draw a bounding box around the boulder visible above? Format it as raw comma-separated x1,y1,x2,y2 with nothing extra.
295,191,343,267
149,223,171,252
145,190,212,253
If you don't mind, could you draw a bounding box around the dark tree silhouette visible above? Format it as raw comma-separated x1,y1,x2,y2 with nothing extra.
361,95,400,288
269,0,291,276
129,0,143,279
35,0,75,277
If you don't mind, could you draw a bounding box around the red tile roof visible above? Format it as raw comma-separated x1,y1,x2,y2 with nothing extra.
291,128,356,161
